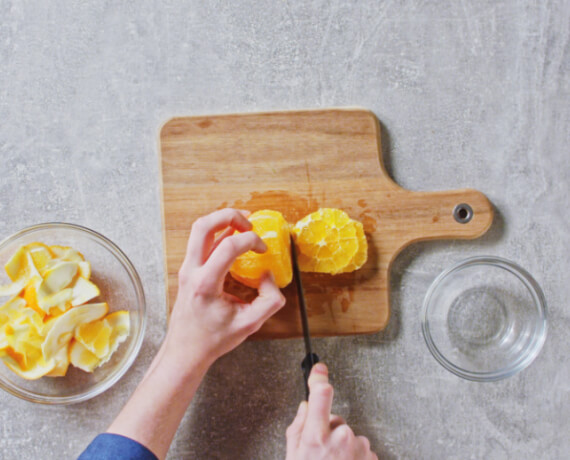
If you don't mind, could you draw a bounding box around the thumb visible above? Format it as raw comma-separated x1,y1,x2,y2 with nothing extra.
303,363,334,441
286,401,308,449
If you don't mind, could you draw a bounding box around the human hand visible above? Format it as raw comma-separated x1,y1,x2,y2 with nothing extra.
286,363,378,460
163,208,286,373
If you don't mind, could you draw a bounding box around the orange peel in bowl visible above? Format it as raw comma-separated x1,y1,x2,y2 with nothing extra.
46,346,70,378
74,310,131,368
229,210,292,288
101,310,131,365
69,340,100,373
74,316,113,359
42,302,109,361
0,242,131,380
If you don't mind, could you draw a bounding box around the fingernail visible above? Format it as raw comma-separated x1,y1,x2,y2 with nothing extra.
308,363,329,386
313,363,328,375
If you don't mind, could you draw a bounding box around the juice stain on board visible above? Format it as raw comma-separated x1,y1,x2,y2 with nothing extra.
218,190,319,225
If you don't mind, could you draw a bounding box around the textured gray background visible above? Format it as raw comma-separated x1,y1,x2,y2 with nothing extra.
1,1,568,459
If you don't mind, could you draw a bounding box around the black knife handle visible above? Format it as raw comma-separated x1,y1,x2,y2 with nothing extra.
301,352,320,400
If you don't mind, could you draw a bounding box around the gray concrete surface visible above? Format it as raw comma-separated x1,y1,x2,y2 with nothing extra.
1,1,568,459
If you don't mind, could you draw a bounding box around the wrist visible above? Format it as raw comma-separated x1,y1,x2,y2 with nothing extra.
157,335,215,382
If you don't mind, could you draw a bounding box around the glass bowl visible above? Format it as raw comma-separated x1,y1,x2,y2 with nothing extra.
422,256,547,382
0,223,146,404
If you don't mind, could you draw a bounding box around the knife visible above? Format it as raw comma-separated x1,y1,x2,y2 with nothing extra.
290,234,320,400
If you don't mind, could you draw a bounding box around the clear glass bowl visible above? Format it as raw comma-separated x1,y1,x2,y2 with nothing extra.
0,223,146,404
422,256,547,382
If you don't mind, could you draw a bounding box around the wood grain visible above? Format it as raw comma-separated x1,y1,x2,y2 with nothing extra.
159,108,493,339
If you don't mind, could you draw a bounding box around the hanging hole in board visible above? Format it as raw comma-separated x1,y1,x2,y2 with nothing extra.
453,203,473,224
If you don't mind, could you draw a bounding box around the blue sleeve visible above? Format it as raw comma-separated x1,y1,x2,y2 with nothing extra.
78,433,158,460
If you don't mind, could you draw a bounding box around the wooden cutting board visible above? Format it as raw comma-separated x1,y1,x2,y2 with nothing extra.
159,108,493,339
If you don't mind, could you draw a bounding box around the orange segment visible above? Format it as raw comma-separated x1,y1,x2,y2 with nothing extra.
229,210,292,288
340,220,368,273
292,208,359,274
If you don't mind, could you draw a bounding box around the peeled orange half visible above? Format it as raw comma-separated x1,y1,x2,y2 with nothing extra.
292,208,362,275
229,210,292,288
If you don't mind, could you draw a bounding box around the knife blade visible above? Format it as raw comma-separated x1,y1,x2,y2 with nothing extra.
290,234,319,400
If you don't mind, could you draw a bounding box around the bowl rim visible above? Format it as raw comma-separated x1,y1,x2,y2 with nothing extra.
421,255,548,382
0,222,146,404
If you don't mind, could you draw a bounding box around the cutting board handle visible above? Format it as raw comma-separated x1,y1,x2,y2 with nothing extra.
392,188,494,254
